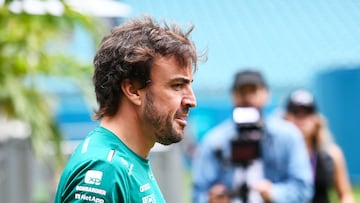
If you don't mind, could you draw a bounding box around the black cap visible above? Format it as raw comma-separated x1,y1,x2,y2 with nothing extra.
286,89,317,114
232,70,267,91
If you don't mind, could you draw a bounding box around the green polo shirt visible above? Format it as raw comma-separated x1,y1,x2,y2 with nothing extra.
54,126,165,203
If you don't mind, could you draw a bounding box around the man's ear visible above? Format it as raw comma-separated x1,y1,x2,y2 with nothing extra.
121,79,142,106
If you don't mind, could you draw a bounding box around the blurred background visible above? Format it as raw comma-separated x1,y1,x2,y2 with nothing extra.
1,0,360,202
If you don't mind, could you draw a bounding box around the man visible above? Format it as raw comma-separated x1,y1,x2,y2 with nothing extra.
54,15,199,203
192,70,313,203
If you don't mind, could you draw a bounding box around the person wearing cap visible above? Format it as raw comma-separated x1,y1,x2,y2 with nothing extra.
192,70,313,203
284,89,354,203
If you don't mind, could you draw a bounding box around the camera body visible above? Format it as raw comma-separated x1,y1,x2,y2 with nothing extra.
230,107,263,167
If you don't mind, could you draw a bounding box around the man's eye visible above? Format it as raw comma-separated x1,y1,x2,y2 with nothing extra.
173,83,183,90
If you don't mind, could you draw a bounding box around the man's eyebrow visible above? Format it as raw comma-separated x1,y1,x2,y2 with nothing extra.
171,77,193,83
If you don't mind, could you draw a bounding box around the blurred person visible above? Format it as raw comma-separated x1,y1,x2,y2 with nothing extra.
284,89,354,203
54,15,200,203
192,70,313,203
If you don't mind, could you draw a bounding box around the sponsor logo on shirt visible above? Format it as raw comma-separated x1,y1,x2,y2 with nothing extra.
148,172,155,181
75,193,104,203
85,170,103,185
76,185,106,196
120,157,134,175
120,157,129,167
142,193,156,203
128,163,134,175
139,183,151,192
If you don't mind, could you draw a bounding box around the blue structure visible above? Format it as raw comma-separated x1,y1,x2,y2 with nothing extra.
314,66,360,183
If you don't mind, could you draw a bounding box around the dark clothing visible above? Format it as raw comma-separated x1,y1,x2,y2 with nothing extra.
312,150,334,203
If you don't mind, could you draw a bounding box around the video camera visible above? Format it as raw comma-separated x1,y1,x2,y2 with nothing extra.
230,107,263,167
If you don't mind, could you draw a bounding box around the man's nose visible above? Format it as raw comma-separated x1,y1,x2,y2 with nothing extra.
183,88,196,108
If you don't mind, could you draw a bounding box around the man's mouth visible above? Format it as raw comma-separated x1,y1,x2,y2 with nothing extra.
175,117,187,127
175,113,189,127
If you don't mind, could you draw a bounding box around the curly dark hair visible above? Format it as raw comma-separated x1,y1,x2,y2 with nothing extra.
92,15,199,119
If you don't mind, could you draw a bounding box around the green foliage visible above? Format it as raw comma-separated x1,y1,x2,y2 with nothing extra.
0,0,100,166
329,185,360,202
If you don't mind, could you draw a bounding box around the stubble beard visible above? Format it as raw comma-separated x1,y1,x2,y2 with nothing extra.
143,92,183,145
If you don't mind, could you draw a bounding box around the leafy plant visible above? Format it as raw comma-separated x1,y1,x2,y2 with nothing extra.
0,0,101,166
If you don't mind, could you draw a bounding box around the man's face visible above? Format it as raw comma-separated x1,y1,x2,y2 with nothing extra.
142,56,196,145
232,84,268,109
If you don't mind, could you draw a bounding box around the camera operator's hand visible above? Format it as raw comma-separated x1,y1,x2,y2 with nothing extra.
208,183,231,203
252,179,273,203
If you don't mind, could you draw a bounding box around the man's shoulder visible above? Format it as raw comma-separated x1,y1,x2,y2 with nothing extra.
264,112,302,139
71,126,128,158
65,128,135,175
64,149,130,177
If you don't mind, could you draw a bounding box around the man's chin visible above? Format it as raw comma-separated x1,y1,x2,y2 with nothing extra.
156,133,183,145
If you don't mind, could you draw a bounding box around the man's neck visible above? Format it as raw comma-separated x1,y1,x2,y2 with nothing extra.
100,113,155,159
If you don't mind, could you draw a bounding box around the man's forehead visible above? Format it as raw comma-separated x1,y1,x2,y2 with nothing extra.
151,56,193,79
238,84,259,91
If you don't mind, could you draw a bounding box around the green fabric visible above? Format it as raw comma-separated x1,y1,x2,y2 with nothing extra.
54,126,165,203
